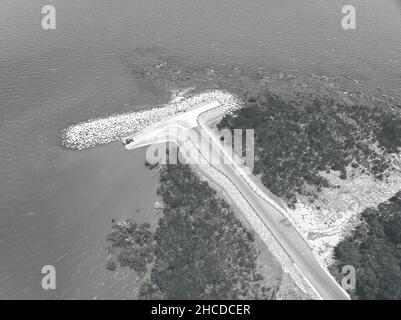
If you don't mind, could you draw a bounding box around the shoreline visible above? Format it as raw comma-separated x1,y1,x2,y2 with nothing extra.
61,69,401,299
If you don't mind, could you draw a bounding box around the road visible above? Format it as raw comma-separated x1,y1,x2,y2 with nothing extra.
124,100,350,300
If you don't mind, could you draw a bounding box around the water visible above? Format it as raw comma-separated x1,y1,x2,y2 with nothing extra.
0,0,400,299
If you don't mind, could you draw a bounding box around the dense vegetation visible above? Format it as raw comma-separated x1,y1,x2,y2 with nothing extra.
218,90,401,206
332,191,401,299
106,220,154,273
140,164,274,299
107,164,275,299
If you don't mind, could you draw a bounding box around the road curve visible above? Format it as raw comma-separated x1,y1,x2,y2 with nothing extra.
125,100,350,300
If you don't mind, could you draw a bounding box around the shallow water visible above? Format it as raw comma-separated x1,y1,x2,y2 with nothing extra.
0,0,400,298
0,143,160,299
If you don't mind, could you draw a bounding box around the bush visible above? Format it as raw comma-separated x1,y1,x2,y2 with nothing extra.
106,259,117,271
106,219,154,274
139,164,274,300
332,192,401,299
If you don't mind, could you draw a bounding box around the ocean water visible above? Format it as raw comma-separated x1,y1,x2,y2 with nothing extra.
0,0,400,298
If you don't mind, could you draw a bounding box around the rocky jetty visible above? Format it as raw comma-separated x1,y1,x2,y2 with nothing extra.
61,90,242,150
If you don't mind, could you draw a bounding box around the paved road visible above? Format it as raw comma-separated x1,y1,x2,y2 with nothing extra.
125,101,350,300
